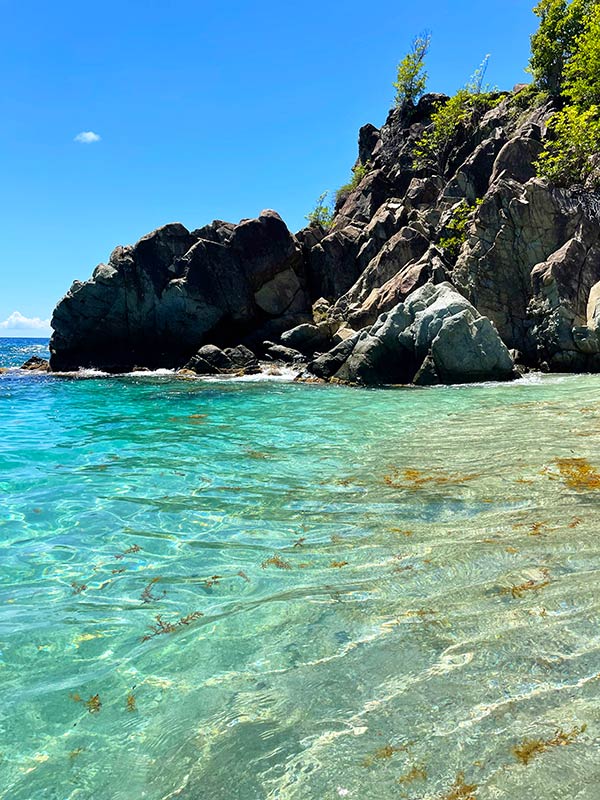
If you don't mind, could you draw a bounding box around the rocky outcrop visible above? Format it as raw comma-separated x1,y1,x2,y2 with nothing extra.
183,344,259,376
309,283,514,385
20,356,50,372
50,211,310,371
50,85,600,384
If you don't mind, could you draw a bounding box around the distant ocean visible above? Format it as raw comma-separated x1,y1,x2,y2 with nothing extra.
0,336,50,366
1,336,599,798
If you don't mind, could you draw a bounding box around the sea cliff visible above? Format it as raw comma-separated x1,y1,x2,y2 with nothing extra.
49,88,600,384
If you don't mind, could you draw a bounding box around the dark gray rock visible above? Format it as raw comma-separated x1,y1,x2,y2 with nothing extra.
280,323,331,356
184,344,259,375
50,211,310,371
264,343,306,364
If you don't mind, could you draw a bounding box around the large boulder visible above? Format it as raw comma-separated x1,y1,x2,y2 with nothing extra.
183,344,259,376
50,211,310,371
310,282,515,386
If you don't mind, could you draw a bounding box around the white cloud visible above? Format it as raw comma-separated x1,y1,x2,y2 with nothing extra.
74,131,101,144
0,311,51,331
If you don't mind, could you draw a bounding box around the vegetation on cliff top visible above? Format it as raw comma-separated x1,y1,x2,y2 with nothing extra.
307,1,600,224
533,0,600,187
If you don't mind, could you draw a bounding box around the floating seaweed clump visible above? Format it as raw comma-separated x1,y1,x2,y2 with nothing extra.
503,569,550,599
330,561,349,568
513,725,586,765
261,555,292,570
438,772,477,799
398,763,427,784
71,582,87,595
554,458,600,490
85,694,102,713
202,575,222,588
127,694,137,712
363,743,407,766
141,611,203,642
140,577,165,603
115,544,142,560
384,467,479,491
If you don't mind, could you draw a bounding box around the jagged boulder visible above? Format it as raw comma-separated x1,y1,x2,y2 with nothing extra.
183,344,259,375
21,356,50,372
50,211,310,371
309,282,515,386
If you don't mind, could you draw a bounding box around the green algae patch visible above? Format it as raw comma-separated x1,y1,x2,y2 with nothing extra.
512,725,586,765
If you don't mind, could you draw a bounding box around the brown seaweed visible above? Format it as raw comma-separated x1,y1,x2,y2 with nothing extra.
363,742,407,766
398,763,427,784
85,694,101,713
261,555,292,570
141,611,203,642
384,467,479,491
555,458,600,490
513,725,586,765
140,577,165,603
438,772,477,799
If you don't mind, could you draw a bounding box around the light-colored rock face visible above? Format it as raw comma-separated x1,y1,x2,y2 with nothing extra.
587,281,600,330
313,282,515,386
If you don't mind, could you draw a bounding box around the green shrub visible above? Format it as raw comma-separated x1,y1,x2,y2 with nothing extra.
335,162,371,204
509,83,550,111
305,191,334,228
414,78,500,175
393,33,431,107
438,200,480,262
536,104,600,186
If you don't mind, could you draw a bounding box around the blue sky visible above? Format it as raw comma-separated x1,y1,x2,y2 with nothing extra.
0,0,537,336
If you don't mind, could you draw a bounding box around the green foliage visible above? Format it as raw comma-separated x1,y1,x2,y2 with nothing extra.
536,104,600,187
529,0,594,94
414,70,500,175
534,2,600,187
509,83,550,112
305,191,334,228
393,33,431,107
335,162,371,204
438,200,481,262
563,3,600,107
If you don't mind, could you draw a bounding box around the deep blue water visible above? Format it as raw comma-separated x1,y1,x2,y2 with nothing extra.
1,338,600,799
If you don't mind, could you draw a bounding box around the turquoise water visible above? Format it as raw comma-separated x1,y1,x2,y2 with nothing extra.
1,338,600,799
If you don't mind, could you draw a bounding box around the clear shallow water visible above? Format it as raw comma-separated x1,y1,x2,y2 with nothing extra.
1,340,600,799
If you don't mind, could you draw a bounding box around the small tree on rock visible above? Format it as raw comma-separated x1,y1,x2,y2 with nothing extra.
393,33,431,108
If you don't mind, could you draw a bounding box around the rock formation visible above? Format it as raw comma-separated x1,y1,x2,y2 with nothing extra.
50,86,600,384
